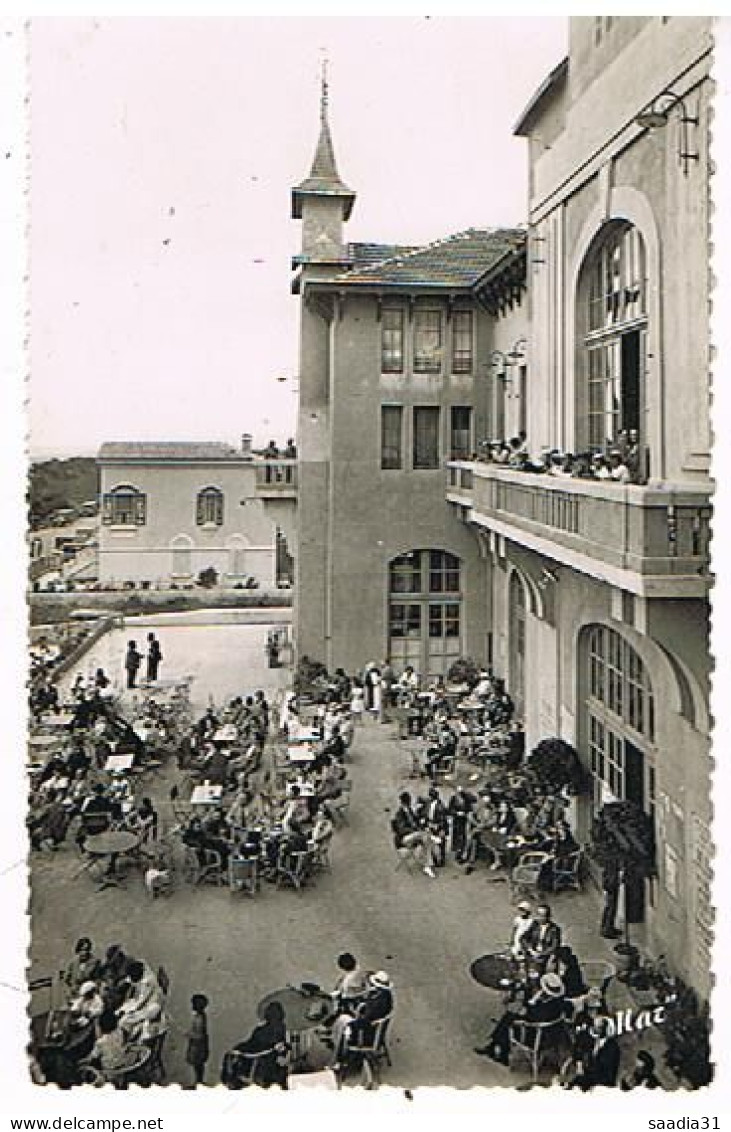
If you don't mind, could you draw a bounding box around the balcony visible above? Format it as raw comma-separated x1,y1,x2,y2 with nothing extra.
255,460,298,499
446,461,712,598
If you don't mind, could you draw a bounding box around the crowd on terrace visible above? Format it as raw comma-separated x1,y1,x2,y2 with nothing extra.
470,428,646,485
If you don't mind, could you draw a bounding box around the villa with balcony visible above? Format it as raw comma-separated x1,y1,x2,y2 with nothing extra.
97,439,297,589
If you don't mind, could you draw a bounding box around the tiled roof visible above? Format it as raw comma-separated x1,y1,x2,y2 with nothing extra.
98,441,246,461
335,228,526,288
347,242,420,267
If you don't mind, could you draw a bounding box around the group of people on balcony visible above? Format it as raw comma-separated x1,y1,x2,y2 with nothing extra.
473,428,645,485
261,438,297,460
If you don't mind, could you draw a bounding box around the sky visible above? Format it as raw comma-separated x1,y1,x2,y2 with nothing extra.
29,16,568,457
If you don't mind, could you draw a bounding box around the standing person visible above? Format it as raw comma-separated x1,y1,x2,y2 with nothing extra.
350,679,365,724
124,641,142,690
185,994,210,1087
599,859,623,939
146,633,163,683
379,660,395,724
369,666,382,720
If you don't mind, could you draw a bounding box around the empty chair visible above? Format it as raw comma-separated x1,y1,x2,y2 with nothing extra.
508,1016,568,1081
509,851,553,902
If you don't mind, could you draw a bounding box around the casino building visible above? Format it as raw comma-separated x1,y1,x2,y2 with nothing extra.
292,16,713,995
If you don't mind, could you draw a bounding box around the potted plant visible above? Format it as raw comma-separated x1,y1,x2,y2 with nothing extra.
446,657,479,692
590,799,656,956
197,566,218,589
528,737,587,796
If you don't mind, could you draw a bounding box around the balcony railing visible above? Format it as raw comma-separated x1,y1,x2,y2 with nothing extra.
446,461,712,596
255,460,298,497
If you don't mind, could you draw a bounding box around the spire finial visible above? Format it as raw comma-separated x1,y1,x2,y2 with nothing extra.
320,50,329,123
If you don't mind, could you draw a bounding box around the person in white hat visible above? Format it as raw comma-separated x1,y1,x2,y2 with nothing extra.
475,972,568,1065
333,971,394,1081
69,980,105,1026
510,901,535,959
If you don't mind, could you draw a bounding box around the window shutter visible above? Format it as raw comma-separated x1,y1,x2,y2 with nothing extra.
134,494,146,525
102,495,113,525
196,494,205,525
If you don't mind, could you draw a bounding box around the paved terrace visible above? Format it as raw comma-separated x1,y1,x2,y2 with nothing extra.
30,620,653,1089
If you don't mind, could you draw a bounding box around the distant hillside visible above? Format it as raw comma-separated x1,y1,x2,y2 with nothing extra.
28,457,99,528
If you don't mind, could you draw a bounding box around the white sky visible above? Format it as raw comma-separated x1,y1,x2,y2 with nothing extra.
28,16,567,457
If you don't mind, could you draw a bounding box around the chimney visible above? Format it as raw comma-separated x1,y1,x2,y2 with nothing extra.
241,434,253,459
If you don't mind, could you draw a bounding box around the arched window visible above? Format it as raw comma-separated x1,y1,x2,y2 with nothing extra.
102,484,146,526
583,623,656,923
579,223,648,472
388,550,461,677
170,534,193,577
509,572,527,720
196,486,224,526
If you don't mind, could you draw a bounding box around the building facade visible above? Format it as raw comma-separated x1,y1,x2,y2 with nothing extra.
291,90,528,675
446,17,713,995
97,441,296,588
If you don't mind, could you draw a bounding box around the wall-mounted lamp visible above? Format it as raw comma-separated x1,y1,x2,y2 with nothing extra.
635,89,699,176
490,338,528,381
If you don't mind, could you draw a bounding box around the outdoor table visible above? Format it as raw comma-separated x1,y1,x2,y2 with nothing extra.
289,728,320,744
104,753,135,773
470,952,517,991
287,744,316,765
83,830,140,891
28,733,63,749
257,987,332,1068
190,783,224,807
40,713,75,729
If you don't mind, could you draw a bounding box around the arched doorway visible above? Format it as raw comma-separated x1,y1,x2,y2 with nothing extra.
577,222,648,477
388,550,462,677
582,623,656,923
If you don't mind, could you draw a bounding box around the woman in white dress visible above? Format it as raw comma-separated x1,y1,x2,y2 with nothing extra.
369,667,382,718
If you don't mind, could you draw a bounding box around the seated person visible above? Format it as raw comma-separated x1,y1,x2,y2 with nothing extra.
69,980,105,1026
621,1050,662,1091
117,960,167,1045
523,903,562,968
144,853,173,898
85,1010,129,1074
332,951,370,1014
224,1001,288,1088
65,937,102,994
334,970,394,1070
390,791,439,878
510,901,535,959
475,972,569,1064
566,1015,620,1089
546,945,587,1000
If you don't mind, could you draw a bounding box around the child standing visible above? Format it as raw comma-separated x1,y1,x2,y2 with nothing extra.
185,994,210,1086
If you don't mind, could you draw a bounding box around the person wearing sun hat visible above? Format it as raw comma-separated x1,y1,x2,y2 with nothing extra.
475,971,569,1065
332,971,394,1075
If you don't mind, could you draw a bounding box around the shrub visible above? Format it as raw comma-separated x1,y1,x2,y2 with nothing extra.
529,737,587,795
197,566,218,589
447,657,480,688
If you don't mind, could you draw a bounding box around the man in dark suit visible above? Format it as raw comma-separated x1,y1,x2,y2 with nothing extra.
523,903,562,967
419,787,449,867
391,792,437,878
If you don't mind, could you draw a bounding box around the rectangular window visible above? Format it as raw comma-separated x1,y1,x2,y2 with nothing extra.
450,406,472,460
413,310,443,374
381,308,404,373
390,551,422,594
413,407,440,469
451,310,473,374
380,405,403,470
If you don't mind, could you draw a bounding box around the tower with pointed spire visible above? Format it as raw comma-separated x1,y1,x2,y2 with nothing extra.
291,60,355,267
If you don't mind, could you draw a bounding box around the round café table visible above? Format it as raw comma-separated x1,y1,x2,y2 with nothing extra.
257,987,332,1068
83,830,140,892
470,952,517,991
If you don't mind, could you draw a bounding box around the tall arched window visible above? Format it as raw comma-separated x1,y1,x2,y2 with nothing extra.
583,623,656,923
228,535,248,577
579,223,648,471
388,550,461,677
196,486,224,526
102,484,146,526
509,572,527,721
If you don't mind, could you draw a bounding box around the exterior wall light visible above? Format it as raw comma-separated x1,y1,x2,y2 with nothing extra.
635,89,700,176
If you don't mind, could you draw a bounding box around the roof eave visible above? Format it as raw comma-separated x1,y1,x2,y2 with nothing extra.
513,56,569,136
